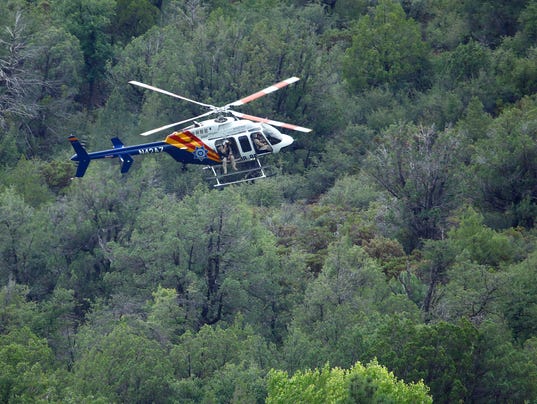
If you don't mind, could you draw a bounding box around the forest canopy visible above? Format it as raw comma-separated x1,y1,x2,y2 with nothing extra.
2,0,537,402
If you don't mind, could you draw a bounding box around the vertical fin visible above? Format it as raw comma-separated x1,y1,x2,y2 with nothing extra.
68,135,90,177
111,137,124,149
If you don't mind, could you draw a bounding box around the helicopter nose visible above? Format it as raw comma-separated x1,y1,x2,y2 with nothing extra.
280,134,294,149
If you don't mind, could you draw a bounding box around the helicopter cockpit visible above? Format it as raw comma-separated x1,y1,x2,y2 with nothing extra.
261,124,283,145
251,131,273,154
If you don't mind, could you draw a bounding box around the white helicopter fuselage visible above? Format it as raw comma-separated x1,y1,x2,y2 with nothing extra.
186,116,294,162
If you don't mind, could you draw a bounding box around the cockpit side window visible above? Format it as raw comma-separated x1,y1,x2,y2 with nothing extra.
251,132,273,153
261,124,282,145
238,135,252,152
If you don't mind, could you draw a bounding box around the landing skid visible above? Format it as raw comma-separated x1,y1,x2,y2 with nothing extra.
204,158,275,188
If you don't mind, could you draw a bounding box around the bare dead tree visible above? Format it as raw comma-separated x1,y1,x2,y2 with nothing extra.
0,11,41,131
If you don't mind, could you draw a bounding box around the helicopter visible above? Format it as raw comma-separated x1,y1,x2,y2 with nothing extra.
68,77,311,187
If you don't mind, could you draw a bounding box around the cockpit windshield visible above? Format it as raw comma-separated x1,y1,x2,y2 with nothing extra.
261,124,282,145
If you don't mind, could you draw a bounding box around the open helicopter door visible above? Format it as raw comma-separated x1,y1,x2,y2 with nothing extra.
205,135,275,188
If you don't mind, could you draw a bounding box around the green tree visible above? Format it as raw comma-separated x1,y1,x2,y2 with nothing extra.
25,25,84,153
0,188,55,297
0,281,39,334
365,123,463,251
0,327,59,402
501,250,537,342
283,236,419,371
470,96,537,228
73,321,176,403
471,320,537,402
462,0,527,47
367,317,479,402
170,317,272,380
53,0,115,107
107,185,306,339
266,360,432,403
112,0,159,44
343,0,430,92
50,170,156,310
418,0,469,51
445,40,491,83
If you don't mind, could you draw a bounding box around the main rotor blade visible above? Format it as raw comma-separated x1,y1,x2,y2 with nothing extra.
139,111,214,136
129,80,214,109
230,111,312,133
226,77,300,108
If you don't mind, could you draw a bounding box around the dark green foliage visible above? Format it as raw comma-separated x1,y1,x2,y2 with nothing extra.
73,321,176,403
2,0,537,402
365,123,464,251
501,250,537,343
471,96,537,228
343,0,430,93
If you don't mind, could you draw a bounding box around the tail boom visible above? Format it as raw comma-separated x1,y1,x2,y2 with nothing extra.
68,132,220,177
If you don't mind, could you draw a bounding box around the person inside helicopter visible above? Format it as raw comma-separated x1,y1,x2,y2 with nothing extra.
252,132,272,153
217,139,237,174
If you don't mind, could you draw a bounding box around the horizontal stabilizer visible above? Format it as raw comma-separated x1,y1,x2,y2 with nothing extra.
120,154,134,173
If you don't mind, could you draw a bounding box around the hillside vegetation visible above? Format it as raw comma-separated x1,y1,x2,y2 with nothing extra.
2,0,537,402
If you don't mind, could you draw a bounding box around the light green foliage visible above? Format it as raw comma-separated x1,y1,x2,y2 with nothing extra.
171,316,272,379
456,96,493,142
146,286,186,343
266,360,432,403
1,158,55,206
0,327,58,402
448,207,519,266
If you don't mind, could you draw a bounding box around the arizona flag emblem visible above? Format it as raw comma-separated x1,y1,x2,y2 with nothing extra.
165,131,221,163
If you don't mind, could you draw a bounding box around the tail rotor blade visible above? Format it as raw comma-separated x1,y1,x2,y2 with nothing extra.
230,111,312,133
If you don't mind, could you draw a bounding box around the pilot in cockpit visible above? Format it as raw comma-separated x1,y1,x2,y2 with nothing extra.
253,133,272,152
